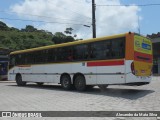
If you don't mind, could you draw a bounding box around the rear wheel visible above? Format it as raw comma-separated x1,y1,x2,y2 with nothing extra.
74,75,86,91
61,75,72,90
16,74,26,86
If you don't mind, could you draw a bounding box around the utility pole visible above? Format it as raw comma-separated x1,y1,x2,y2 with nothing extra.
138,15,141,34
92,0,96,38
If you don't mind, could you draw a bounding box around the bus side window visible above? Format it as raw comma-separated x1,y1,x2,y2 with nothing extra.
66,47,73,61
120,40,125,57
15,54,23,65
111,38,125,59
90,41,112,60
47,49,55,63
60,47,73,61
105,41,112,59
73,44,89,61
25,53,35,64
56,48,63,62
11,57,15,65
9,55,15,68
34,51,44,64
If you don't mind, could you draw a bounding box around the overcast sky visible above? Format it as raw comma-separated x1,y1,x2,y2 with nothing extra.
0,0,160,39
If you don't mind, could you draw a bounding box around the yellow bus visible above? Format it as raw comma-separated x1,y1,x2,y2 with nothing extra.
8,32,153,91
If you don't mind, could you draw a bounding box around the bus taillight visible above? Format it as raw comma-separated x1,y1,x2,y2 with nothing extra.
131,62,135,75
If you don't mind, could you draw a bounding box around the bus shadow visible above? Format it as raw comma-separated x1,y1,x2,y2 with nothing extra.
87,87,154,100
8,84,154,100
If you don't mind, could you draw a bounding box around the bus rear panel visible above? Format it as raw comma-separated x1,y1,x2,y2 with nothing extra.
125,33,152,85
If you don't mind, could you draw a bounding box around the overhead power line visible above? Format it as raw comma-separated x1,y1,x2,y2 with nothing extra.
0,10,91,24
96,3,160,7
0,17,91,26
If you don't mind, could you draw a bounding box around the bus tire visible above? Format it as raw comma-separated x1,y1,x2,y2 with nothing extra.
74,75,86,91
16,74,26,86
61,75,72,90
98,85,108,90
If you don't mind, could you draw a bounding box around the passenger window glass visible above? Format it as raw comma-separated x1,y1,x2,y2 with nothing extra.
90,37,125,60
34,51,45,63
10,56,15,65
90,41,112,60
112,38,125,59
56,47,73,62
73,44,89,61
47,49,56,62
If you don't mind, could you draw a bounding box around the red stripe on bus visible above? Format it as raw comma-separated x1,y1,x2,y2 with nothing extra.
87,60,124,67
134,51,153,63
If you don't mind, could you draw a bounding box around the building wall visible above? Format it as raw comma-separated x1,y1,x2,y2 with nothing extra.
149,35,160,75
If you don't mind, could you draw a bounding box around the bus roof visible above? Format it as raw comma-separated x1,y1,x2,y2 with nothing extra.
10,33,127,55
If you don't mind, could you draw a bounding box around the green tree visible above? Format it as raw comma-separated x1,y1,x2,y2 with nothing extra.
0,21,8,31
65,36,74,42
0,21,54,50
52,32,74,44
21,25,37,32
64,27,73,34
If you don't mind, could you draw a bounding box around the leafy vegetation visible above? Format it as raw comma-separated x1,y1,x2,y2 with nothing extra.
0,21,75,51
52,32,74,44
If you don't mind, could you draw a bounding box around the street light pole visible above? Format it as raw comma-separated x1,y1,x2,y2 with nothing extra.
92,0,96,38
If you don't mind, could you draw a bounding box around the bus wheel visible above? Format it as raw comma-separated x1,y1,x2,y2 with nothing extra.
61,75,72,90
74,75,86,91
16,74,26,86
98,85,108,90
36,82,44,86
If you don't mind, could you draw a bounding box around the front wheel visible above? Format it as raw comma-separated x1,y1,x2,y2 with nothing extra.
61,75,72,90
16,75,26,86
74,75,86,91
